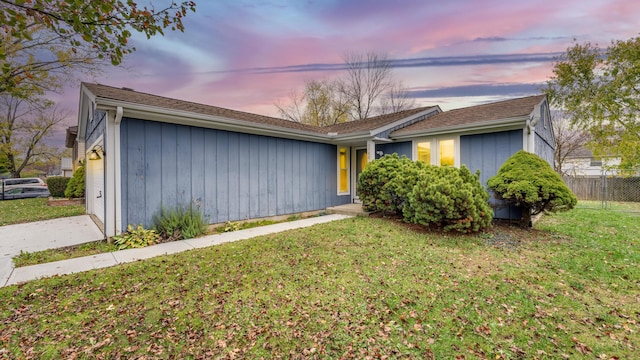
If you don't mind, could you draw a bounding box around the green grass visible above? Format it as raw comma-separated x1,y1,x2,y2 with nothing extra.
13,241,118,267
0,198,85,226
12,215,318,267
0,209,638,358
576,200,640,212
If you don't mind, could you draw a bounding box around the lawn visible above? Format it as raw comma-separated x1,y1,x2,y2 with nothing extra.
0,198,85,226
0,209,638,359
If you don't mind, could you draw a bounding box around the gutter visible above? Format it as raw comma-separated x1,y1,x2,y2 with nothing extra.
96,99,330,143
391,116,528,140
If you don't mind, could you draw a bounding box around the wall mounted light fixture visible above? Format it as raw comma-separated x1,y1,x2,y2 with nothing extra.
89,145,104,160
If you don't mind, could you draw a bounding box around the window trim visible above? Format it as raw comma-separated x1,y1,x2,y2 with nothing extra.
412,136,460,167
337,146,350,195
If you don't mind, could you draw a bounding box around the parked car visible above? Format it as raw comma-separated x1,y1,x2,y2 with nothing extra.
1,177,47,191
0,186,50,200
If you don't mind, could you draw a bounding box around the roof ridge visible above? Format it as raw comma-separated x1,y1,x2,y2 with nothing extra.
444,94,545,113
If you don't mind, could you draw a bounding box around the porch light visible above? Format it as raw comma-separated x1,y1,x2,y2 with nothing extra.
89,145,104,160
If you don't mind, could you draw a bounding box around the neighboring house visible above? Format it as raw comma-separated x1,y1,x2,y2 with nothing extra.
76,83,553,237
65,125,84,170
563,146,621,177
60,157,73,177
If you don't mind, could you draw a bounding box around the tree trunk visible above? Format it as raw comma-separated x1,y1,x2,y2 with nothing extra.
520,206,533,229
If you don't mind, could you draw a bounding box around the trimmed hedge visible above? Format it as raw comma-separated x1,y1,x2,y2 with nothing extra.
488,150,577,228
64,165,85,198
357,154,492,233
357,154,419,214
405,166,493,233
46,176,70,198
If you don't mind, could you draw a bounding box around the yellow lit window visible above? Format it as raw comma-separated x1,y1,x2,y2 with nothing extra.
339,147,349,193
360,152,368,172
439,139,454,166
417,142,431,163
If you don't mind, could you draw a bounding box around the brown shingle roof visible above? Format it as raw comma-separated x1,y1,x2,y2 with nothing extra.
65,126,78,148
392,95,546,136
82,83,324,134
322,107,437,134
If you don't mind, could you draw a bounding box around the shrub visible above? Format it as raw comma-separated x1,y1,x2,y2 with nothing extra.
405,165,493,233
64,165,85,198
357,154,420,215
113,224,160,250
487,150,577,228
152,204,207,241
222,221,240,232
46,177,70,198
383,159,427,217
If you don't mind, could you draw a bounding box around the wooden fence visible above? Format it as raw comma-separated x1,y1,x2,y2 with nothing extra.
563,176,603,201
563,175,640,202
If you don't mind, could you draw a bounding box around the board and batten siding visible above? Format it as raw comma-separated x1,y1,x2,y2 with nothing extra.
460,129,523,220
375,141,412,159
85,110,106,148
119,118,350,230
534,101,555,166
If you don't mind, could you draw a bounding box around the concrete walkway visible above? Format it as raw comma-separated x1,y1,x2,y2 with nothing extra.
1,214,351,287
0,215,104,286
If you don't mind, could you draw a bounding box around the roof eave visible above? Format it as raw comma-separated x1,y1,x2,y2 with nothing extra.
368,106,441,136
95,98,330,143
391,115,528,140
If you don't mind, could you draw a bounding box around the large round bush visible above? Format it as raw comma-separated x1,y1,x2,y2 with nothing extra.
357,154,417,214
487,150,577,228
405,165,493,233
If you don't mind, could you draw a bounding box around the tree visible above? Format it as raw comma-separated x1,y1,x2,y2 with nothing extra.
377,81,416,115
0,0,197,95
545,37,640,169
0,94,68,178
337,52,394,120
276,51,414,125
487,150,577,228
276,79,349,126
552,110,590,175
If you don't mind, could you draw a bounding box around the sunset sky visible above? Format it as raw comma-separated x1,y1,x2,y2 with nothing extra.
50,0,640,146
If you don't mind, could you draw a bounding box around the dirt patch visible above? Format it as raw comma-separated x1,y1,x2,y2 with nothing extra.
47,198,84,206
369,211,562,250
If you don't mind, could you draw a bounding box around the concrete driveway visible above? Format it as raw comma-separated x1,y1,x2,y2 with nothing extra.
0,215,104,286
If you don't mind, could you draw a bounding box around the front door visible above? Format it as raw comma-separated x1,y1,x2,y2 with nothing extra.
354,148,368,201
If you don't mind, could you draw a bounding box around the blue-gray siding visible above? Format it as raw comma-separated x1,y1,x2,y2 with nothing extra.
460,129,523,219
120,118,350,230
534,100,555,165
376,141,412,159
86,110,106,148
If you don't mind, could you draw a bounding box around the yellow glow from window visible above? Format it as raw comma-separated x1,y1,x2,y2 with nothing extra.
417,142,430,163
360,152,368,171
339,147,348,193
439,139,454,166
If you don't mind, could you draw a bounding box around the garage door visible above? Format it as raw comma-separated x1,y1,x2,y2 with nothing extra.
91,157,105,224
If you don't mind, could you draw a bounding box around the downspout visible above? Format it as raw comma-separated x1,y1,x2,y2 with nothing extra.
526,104,541,152
115,106,123,124
114,106,123,235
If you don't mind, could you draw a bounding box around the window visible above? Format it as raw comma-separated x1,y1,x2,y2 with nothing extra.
590,158,602,167
414,137,458,167
439,139,454,166
417,141,431,163
338,146,350,194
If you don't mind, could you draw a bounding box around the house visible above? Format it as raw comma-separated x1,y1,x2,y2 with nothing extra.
563,146,621,177
76,83,553,237
60,157,73,177
65,125,83,172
